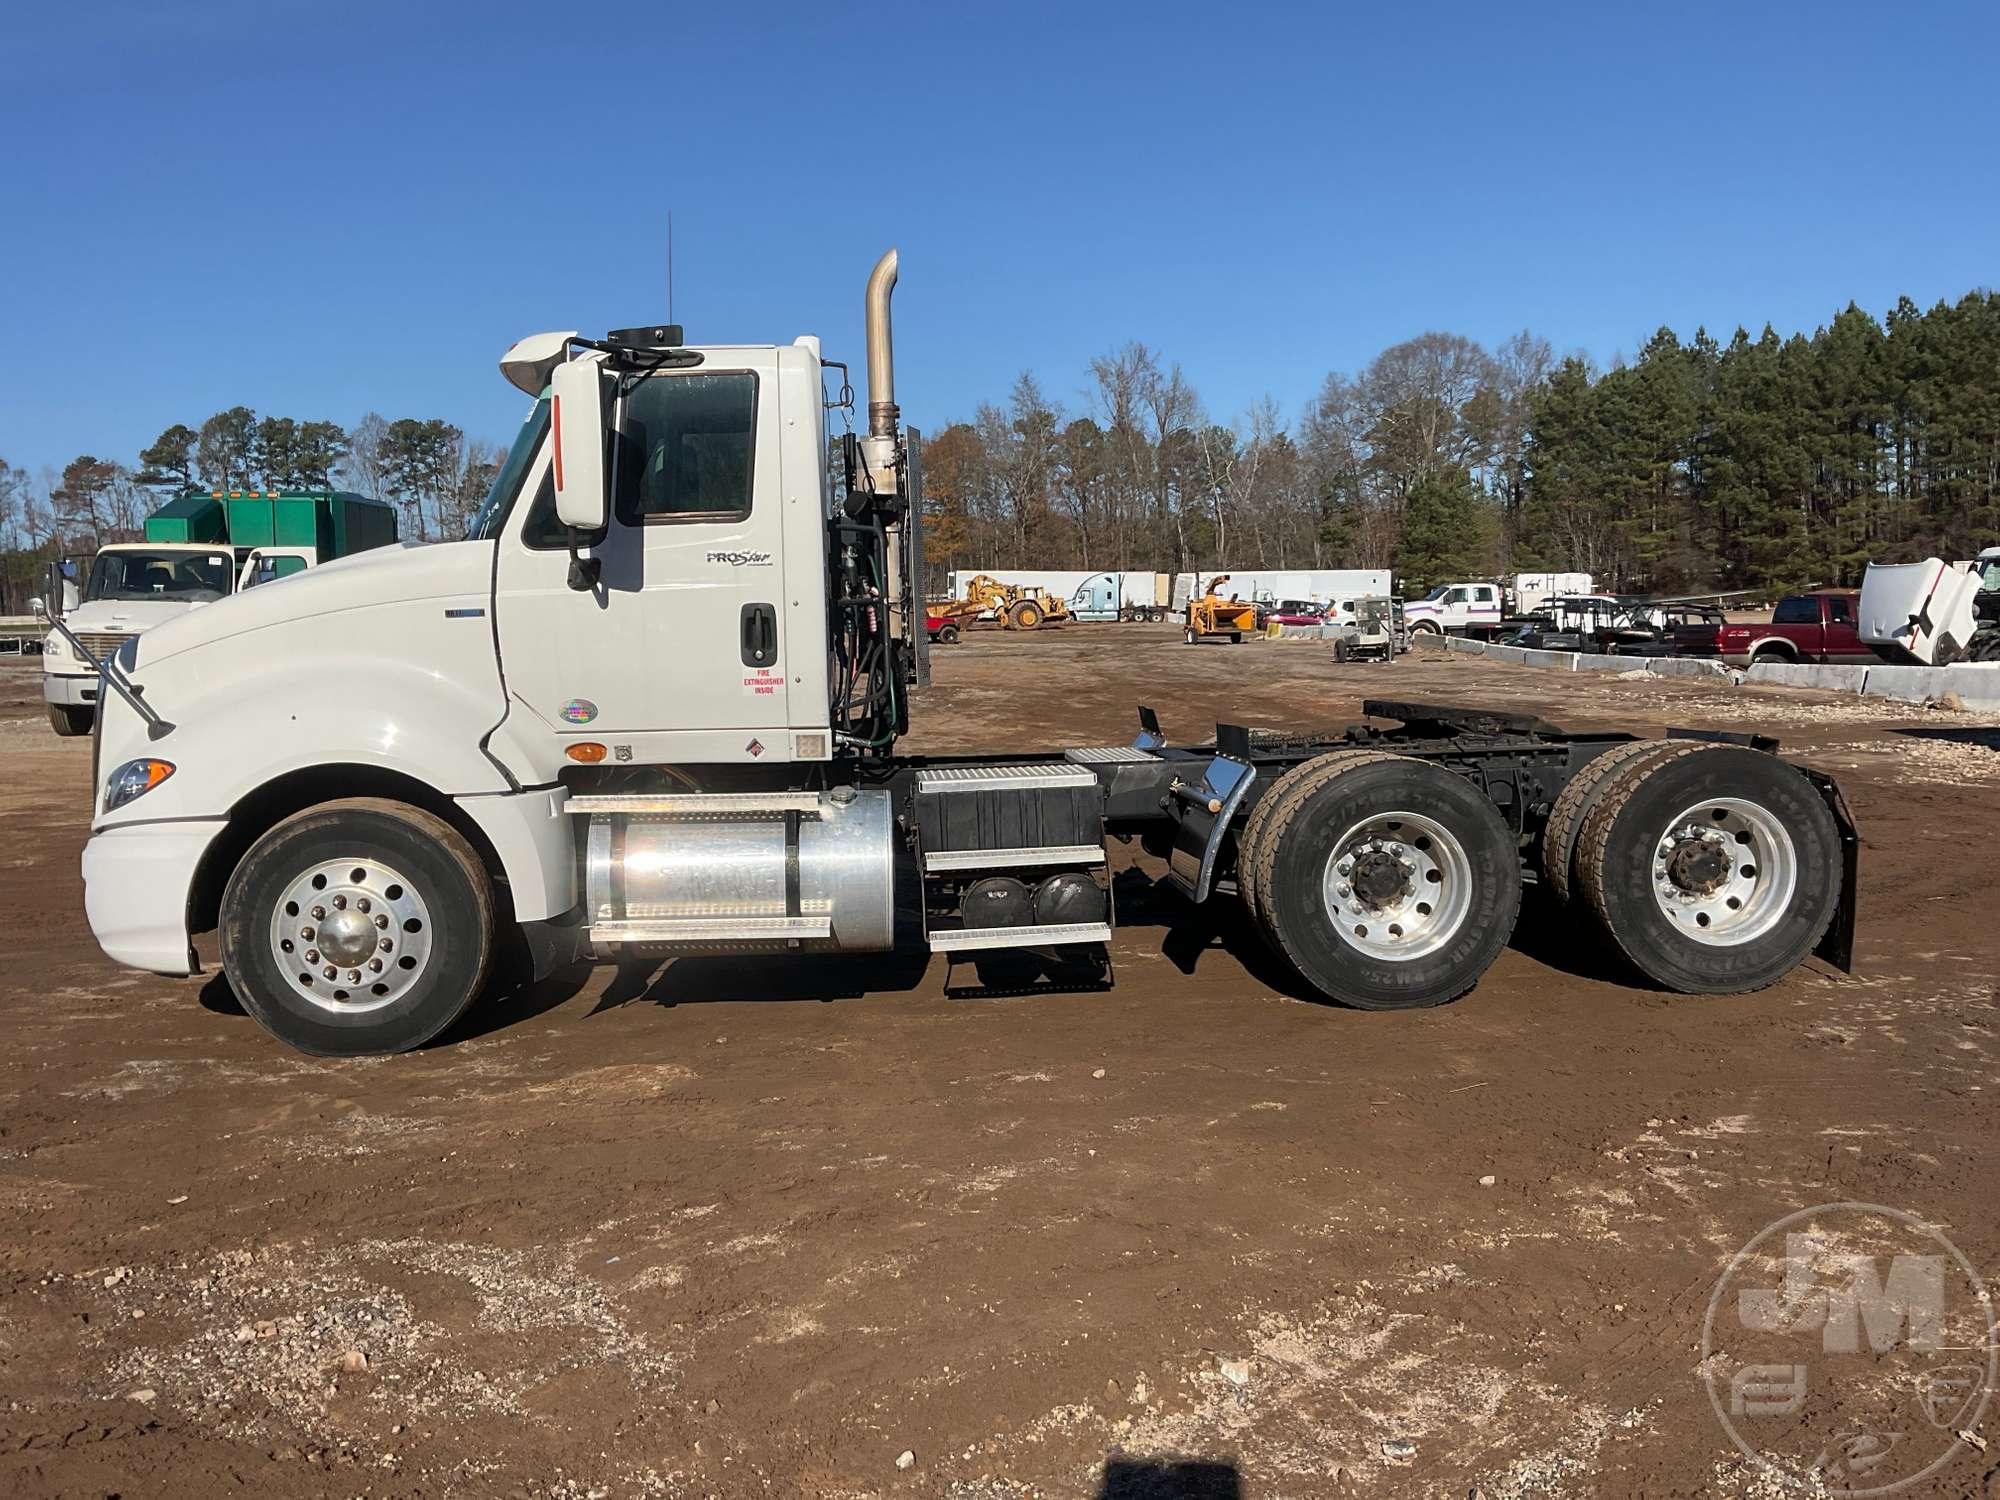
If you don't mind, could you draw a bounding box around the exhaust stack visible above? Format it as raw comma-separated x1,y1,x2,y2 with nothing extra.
862,248,900,487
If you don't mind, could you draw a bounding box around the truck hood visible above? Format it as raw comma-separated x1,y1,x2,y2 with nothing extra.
137,541,492,668
58,598,208,634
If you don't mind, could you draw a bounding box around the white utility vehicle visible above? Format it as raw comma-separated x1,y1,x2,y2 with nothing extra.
40,543,238,735
1402,573,1594,638
70,254,1856,1056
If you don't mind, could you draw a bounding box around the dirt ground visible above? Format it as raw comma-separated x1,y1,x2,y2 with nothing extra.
1,632,1996,1499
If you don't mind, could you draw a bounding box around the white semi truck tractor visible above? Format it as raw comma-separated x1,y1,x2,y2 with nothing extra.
70,253,1859,1056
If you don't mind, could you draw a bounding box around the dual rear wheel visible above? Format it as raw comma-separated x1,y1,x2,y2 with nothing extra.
1235,752,1521,1010
1236,742,1842,1009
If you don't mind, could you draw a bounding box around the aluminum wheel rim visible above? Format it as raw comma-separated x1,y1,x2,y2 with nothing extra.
267,857,434,1013
1321,810,1473,961
1649,796,1797,947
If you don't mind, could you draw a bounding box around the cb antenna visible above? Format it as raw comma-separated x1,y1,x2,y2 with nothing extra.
666,209,675,326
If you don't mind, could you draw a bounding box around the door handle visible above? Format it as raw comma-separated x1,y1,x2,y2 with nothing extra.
741,603,778,668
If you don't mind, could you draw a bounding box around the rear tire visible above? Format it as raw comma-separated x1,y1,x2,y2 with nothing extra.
220,798,494,1056
1575,746,1841,993
48,703,93,737
1185,628,1197,645
1252,755,1521,1010
1540,740,1696,905
1011,601,1044,630
937,623,960,644
1230,632,1243,644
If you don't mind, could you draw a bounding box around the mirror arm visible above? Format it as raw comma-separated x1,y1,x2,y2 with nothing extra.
565,528,601,592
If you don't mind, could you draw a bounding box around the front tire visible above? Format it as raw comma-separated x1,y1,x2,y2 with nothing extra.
48,703,94,737
1011,601,1044,630
1250,754,1521,1010
937,623,960,644
220,799,494,1056
1575,746,1841,993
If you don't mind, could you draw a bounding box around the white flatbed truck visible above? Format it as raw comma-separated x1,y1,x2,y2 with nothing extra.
67,254,1857,1056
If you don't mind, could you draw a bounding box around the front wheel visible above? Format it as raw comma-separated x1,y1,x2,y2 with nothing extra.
48,702,93,737
1011,601,1044,630
1185,628,1197,645
936,623,960,644
220,798,494,1056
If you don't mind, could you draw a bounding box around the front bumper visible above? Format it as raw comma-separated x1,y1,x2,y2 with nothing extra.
44,672,99,707
82,819,227,976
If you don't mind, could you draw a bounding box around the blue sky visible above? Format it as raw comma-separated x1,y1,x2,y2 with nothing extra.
3,0,1995,478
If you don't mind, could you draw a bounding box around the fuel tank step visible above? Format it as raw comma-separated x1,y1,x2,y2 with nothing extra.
927,921,1113,953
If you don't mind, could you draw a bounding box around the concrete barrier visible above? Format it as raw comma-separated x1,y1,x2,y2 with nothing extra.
1647,656,1737,681
1445,636,1488,655
1859,663,2000,709
1517,648,1579,671
1945,665,2000,709
1745,662,1870,694
1572,652,1630,672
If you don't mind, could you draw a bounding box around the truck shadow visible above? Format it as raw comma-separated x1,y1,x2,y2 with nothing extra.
1098,1456,1242,1498
1889,725,2000,751
1117,868,1656,998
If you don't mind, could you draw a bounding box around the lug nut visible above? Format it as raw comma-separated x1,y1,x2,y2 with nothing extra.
332,894,347,910
322,966,337,980
347,969,361,984
369,959,383,974
357,898,371,914
379,938,393,952
311,905,326,920
374,914,390,929
301,926,316,940
304,949,320,964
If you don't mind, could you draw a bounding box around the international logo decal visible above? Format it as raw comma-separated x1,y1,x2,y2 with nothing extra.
560,698,598,725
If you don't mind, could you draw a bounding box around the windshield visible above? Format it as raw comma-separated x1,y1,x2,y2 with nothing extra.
1979,559,2000,592
465,396,552,541
86,549,234,603
1421,584,1451,602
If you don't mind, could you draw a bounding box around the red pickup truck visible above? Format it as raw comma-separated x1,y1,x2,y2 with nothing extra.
1672,590,1871,667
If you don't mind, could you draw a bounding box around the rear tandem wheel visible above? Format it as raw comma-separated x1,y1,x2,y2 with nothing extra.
1238,752,1521,1010
1572,744,1841,993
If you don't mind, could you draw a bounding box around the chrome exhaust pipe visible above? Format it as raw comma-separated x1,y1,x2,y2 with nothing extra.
865,247,899,442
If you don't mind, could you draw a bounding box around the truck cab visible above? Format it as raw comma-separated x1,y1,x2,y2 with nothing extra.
41,542,237,735
1692,590,1868,667
1402,581,1502,637
39,489,397,735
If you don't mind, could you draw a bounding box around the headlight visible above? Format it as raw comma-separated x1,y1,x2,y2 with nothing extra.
102,758,175,814
45,638,63,658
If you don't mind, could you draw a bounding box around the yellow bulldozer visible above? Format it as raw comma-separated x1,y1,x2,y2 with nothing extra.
932,573,1072,632
1185,574,1258,643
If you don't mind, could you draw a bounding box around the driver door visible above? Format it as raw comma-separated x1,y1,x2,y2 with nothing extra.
494,353,795,762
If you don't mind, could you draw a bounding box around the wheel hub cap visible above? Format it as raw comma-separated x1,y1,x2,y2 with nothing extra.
267,857,434,1014
1650,798,1799,947
1321,811,1473,962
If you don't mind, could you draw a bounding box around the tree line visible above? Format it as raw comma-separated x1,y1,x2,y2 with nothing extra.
0,407,504,607
922,288,2000,595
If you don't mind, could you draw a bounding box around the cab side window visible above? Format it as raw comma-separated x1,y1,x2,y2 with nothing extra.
1826,595,1853,624
1772,596,1819,625
613,372,757,524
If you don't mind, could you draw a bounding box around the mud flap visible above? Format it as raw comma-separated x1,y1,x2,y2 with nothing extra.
1798,767,1858,973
